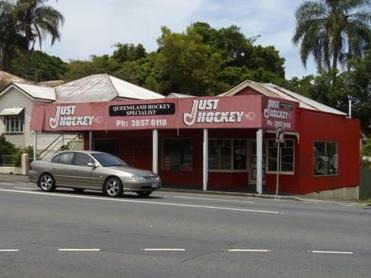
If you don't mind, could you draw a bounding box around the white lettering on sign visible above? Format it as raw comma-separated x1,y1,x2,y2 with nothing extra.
264,100,289,120
49,105,95,129
183,99,245,126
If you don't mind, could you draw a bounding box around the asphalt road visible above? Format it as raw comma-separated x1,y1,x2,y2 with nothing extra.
0,182,370,278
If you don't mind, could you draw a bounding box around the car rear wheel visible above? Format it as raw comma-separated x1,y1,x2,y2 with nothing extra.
136,191,153,198
103,177,123,197
39,173,56,192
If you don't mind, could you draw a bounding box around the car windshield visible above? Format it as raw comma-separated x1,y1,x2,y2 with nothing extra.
91,152,127,167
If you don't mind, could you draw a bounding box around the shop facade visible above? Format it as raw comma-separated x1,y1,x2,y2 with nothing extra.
30,88,360,196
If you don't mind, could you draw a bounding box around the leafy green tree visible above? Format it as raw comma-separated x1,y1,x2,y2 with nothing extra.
293,0,371,72
63,55,120,81
192,22,285,77
346,48,371,130
0,134,15,156
156,26,223,95
10,50,66,81
286,48,371,131
62,23,286,95
112,43,146,63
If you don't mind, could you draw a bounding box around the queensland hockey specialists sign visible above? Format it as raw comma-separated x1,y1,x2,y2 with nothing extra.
44,103,107,131
179,95,262,129
263,98,296,131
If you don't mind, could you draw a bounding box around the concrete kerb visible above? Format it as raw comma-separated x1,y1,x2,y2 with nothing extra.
160,187,311,202
159,187,370,206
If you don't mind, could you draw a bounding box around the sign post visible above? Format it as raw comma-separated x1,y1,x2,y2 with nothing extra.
275,127,284,197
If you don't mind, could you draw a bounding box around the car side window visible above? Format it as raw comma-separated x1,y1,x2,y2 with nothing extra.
55,153,75,165
51,154,60,163
74,153,95,167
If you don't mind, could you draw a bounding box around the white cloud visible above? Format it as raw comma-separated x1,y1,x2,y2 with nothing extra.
43,0,316,78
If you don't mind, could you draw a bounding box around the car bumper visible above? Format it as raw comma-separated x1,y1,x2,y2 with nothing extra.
123,180,161,191
28,170,39,183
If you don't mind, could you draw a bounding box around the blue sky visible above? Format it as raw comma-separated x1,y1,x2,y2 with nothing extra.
44,0,317,79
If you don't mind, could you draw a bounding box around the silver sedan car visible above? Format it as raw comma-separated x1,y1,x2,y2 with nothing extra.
29,151,161,197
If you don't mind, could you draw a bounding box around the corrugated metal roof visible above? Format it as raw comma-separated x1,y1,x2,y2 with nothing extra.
55,74,164,103
166,92,193,98
0,107,24,116
263,83,346,115
221,80,346,116
110,75,164,100
14,83,56,101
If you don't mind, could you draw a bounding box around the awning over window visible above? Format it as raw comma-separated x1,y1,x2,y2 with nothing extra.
0,107,24,116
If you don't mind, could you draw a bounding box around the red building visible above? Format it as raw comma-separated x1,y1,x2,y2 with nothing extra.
30,77,360,197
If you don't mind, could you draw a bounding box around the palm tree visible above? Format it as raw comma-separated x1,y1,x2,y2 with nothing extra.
0,1,27,70
12,0,64,50
293,0,371,73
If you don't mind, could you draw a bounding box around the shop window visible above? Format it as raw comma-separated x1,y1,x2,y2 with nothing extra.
267,139,294,174
209,139,247,171
4,115,24,133
162,139,192,171
313,141,338,176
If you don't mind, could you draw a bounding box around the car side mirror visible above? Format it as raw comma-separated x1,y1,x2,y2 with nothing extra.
87,162,97,168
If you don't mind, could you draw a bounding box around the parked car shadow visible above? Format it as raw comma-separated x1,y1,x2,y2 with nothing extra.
51,188,163,199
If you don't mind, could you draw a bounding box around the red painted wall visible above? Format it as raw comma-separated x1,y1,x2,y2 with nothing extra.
83,108,360,194
294,109,360,194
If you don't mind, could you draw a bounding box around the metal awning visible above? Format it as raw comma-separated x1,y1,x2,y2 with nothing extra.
0,107,24,116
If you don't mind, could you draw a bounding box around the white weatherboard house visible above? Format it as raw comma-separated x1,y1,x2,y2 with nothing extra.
0,74,164,158
0,82,76,155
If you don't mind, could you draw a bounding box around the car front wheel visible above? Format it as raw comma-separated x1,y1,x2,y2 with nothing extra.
103,177,123,197
39,173,56,192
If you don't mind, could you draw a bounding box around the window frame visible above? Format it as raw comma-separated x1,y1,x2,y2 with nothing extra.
208,139,249,172
3,115,24,134
313,141,339,177
161,138,193,172
266,138,295,175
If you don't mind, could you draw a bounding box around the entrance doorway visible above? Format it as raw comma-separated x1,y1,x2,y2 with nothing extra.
248,140,266,185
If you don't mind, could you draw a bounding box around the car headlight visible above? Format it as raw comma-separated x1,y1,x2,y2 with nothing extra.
130,176,147,182
129,175,160,182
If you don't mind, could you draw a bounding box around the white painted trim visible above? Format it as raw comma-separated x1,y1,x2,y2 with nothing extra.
266,138,295,175
0,83,54,102
203,129,208,191
33,131,37,161
152,129,158,174
256,129,263,194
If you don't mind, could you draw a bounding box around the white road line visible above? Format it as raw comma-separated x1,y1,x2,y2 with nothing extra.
227,249,271,253
167,195,256,204
144,248,186,252
0,249,19,252
58,248,100,252
311,250,354,255
0,188,280,215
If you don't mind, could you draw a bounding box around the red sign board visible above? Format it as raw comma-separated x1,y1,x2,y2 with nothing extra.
31,95,296,132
